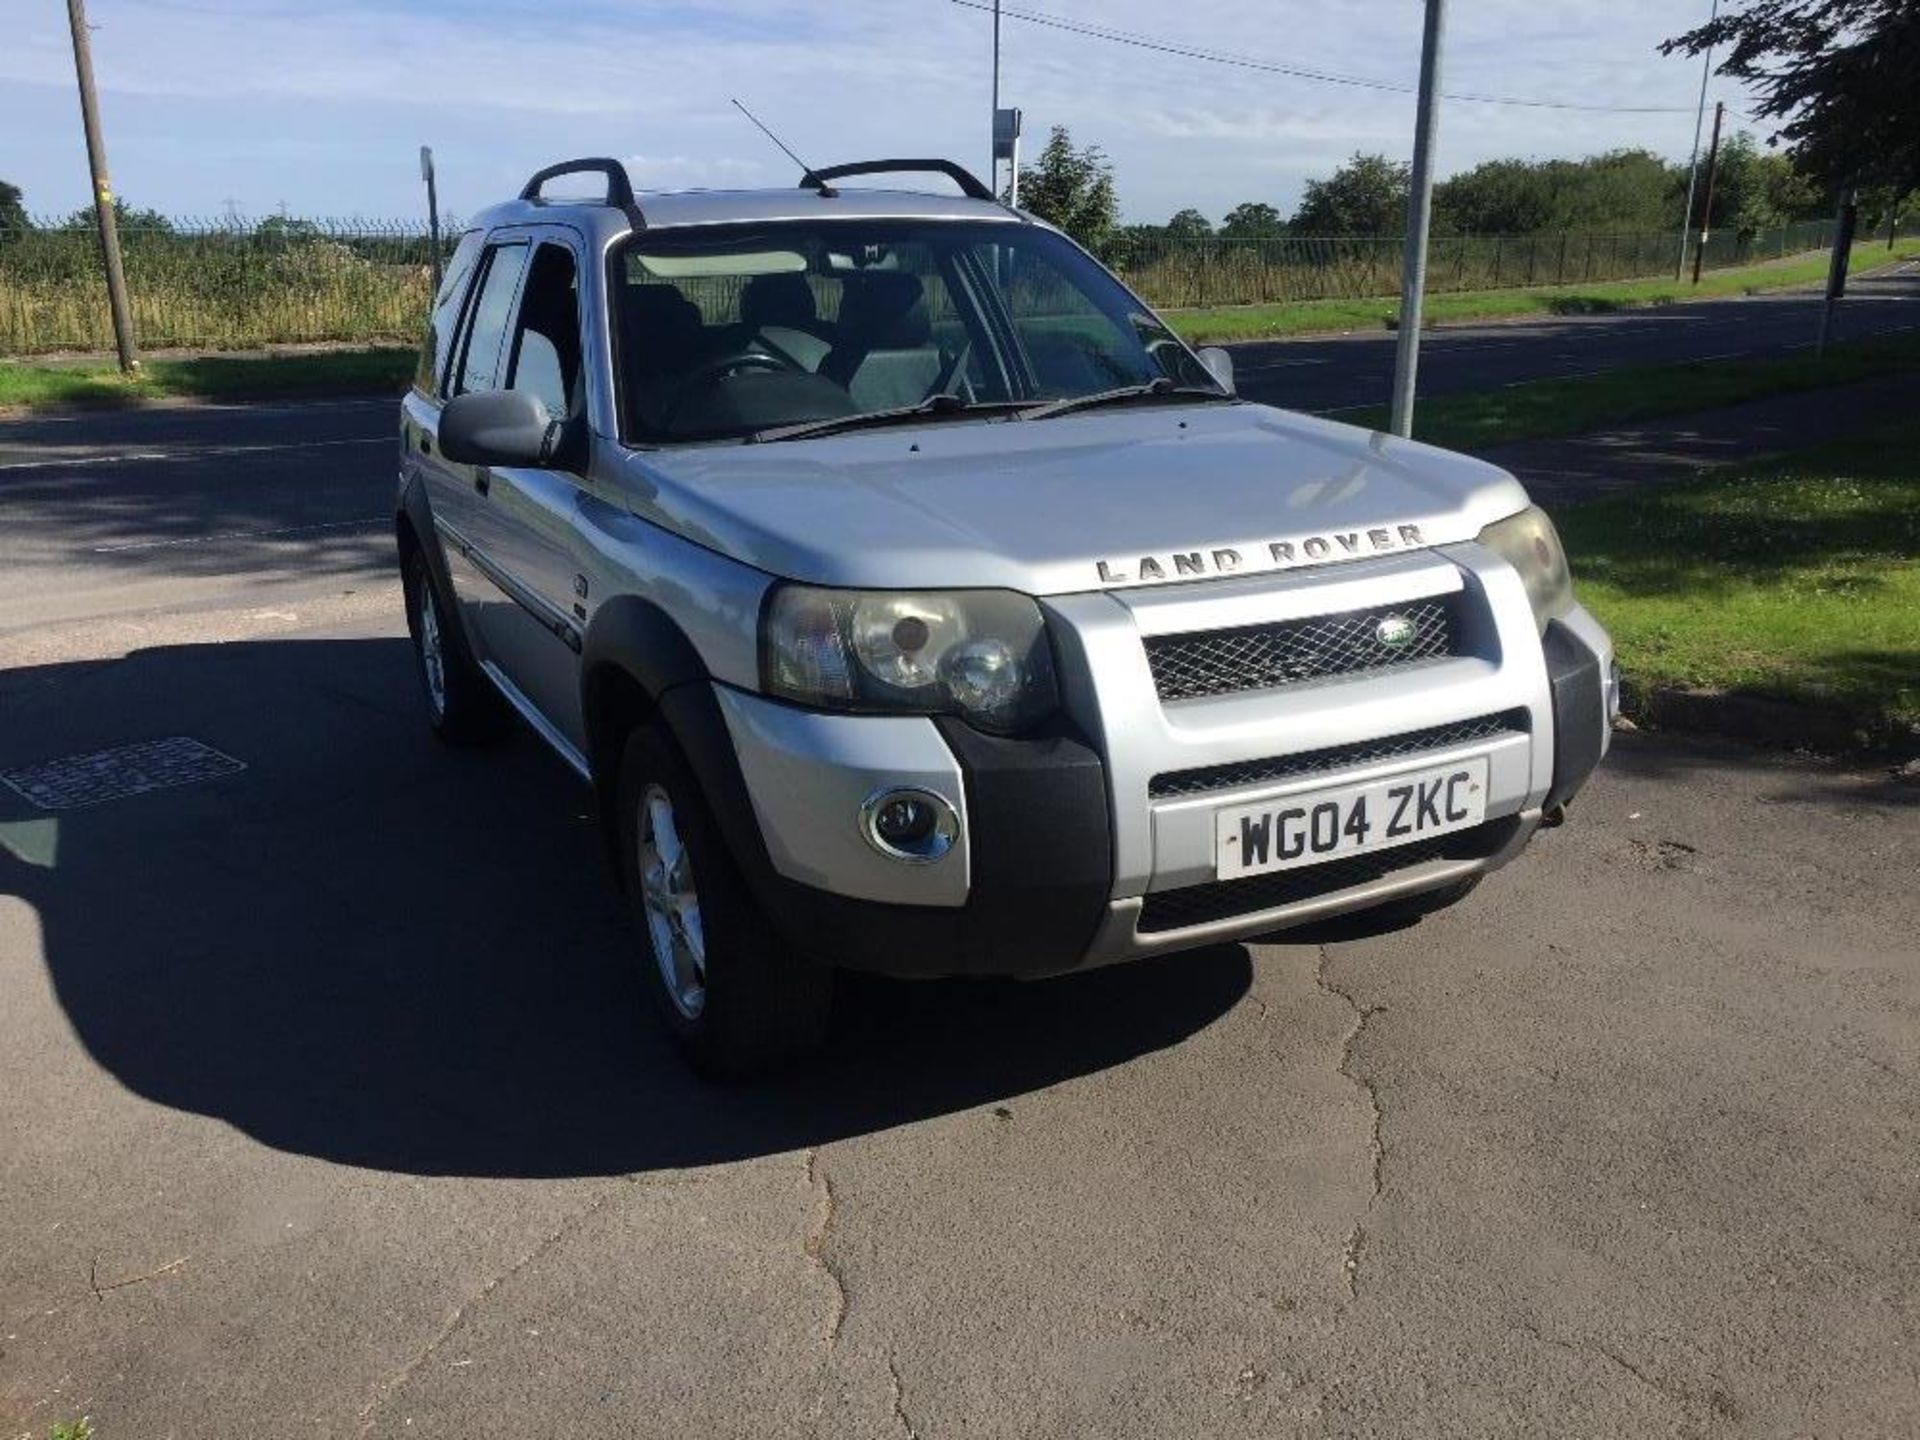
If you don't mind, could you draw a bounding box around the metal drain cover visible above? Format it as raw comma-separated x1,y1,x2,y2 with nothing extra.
1,736,245,812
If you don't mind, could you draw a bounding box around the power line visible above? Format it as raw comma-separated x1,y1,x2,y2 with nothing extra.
949,0,1696,115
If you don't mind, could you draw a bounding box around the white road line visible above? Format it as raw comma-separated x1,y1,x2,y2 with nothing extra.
1,396,397,427
89,516,385,554
0,436,388,472
171,436,391,457
0,451,170,472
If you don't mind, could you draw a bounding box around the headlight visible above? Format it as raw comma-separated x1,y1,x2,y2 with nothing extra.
1476,506,1575,632
762,585,1058,734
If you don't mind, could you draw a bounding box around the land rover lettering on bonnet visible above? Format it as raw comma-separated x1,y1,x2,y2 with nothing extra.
1095,522,1431,585
396,155,1618,1074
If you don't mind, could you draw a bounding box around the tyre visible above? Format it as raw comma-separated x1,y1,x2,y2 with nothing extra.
405,550,497,744
616,723,833,1076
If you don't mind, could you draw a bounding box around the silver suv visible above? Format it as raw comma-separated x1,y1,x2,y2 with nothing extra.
397,156,1616,1073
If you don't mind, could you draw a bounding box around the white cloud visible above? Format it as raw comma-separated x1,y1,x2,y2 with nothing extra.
2,0,1756,222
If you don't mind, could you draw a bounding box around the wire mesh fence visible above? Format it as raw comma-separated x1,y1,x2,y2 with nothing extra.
1,213,1912,356
0,216,451,355
1107,219,1851,309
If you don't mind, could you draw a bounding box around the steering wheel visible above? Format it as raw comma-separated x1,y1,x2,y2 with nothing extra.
659,348,797,429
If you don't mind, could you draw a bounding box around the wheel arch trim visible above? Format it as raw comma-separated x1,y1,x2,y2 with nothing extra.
578,596,779,893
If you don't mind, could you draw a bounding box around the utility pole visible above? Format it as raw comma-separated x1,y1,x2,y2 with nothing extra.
990,0,1002,193
1389,0,1446,439
1674,0,1720,282
420,146,443,293
65,0,137,372
1690,100,1725,285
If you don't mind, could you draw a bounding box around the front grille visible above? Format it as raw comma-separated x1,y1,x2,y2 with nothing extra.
1149,710,1529,799
1144,596,1459,702
1136,817,1518,933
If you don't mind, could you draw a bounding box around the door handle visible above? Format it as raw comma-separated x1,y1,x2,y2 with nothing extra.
474,470,491,497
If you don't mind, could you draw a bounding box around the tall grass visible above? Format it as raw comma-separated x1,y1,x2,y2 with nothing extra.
1111,221,1843,309
0,218,441,354
2,214,1910,357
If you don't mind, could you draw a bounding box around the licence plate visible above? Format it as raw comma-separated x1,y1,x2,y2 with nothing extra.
1214,757,1489,879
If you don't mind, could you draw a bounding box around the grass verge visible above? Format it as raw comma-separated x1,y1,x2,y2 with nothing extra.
1560,419,1920,742
1331,329,1920,452
0,347,415,411
1165,241,1920,344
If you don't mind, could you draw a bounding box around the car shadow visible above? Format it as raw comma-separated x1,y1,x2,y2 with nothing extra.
0,635,1249,1179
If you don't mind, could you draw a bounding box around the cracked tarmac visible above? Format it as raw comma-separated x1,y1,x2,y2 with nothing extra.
2,606,1917,1437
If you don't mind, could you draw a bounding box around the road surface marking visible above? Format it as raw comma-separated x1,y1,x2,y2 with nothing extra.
89,516,386,554
0,451,169,472
0,436,387,472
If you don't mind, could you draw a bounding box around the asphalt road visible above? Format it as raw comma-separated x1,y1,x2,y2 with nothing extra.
1228,261,1920,412
2,600,1915,1438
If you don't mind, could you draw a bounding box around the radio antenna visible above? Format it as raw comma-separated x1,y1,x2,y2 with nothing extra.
730,98,837,196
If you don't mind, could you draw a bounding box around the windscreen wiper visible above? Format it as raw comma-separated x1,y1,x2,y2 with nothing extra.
748,394,1023,444
1015,377,1235,422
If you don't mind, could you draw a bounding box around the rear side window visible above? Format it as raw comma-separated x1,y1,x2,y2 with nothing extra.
452,243,531,396
414,229,485,396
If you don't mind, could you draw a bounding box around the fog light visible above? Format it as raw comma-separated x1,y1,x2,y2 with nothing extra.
860,787,959,863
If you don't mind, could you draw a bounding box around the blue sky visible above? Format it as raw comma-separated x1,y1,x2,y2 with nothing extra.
3,0,1754,224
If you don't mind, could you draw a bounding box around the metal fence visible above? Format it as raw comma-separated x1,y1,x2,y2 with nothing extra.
2,213,1913,356
1108,219,1856,309
0,216,447,355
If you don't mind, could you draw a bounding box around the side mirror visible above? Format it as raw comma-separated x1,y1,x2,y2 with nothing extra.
439,389,561,468
1196,346,1236,395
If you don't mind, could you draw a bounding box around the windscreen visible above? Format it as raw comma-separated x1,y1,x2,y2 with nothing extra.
610,220,1219,443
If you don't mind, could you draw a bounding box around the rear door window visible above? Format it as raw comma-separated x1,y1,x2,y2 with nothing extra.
415,229,485,397
452,242,531,396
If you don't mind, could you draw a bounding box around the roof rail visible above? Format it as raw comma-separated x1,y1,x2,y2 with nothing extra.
519,157,646,229
802,159,998,204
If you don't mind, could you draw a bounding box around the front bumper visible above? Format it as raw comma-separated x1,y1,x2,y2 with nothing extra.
703,557,1613,978
713,693,1112,977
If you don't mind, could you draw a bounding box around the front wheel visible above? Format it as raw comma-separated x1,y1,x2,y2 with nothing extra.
404,550,497,744
616,724,832,1075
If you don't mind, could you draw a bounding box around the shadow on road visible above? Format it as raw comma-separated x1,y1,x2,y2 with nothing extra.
0,636,1248,1179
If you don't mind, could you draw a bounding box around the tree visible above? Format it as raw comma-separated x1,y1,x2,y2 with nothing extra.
60,198,173,234
1708,132,1825,234
1433,159,1557,234
1661,1,1920,200
1220,201,1284,239
1291,154,1409,236
1434,150,1687,234
1008,126,1119,253
0,180,26,242
1165,207,1212,239
254,214,323,245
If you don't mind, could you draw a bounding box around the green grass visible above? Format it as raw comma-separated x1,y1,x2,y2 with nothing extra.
1330,329,1920,452
1559,419,1920,736
48,1421,95,1440
0,347,416,410
1164,241,1920,344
